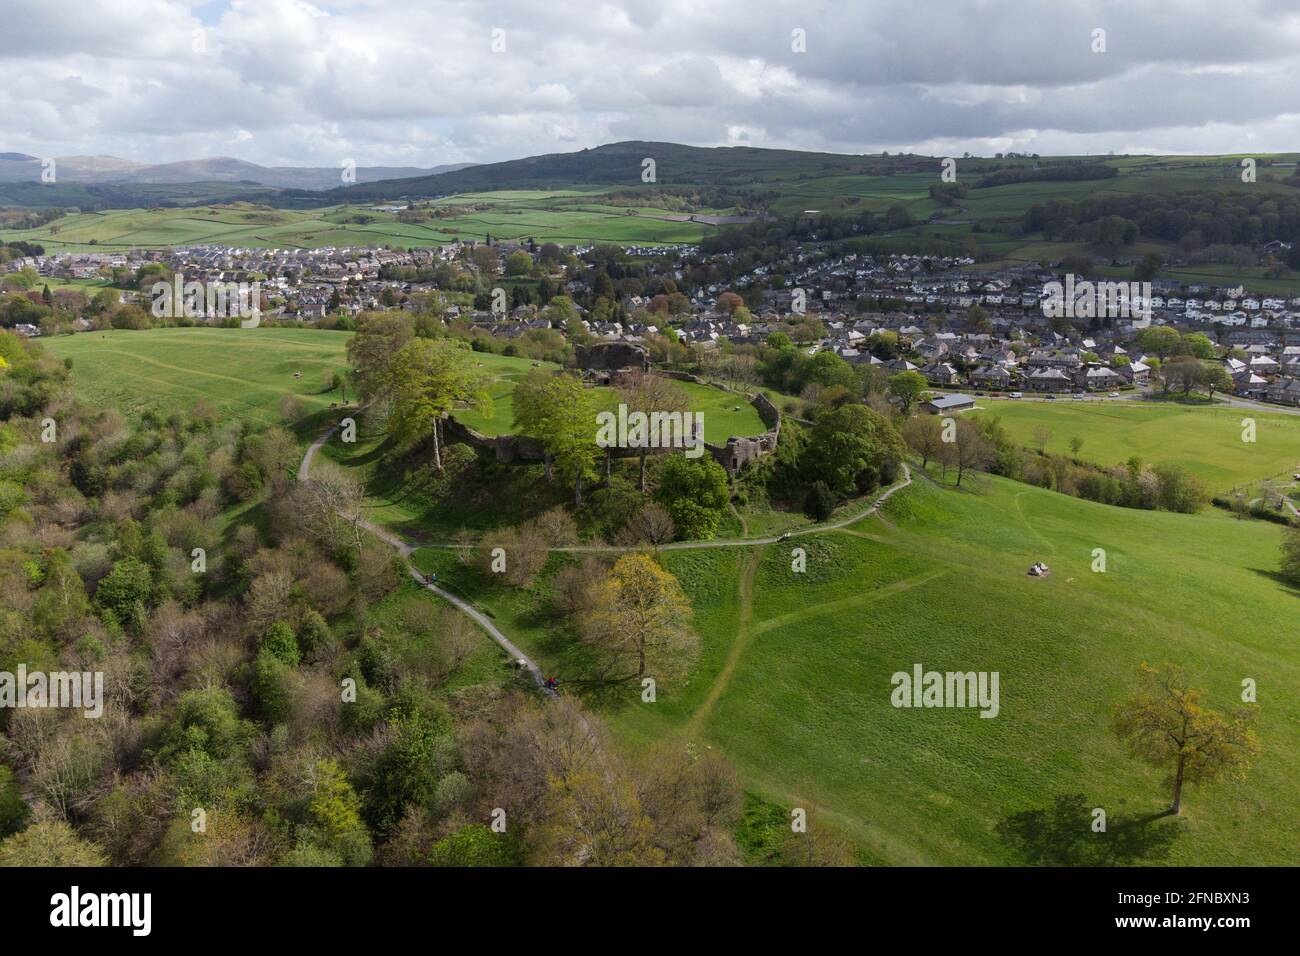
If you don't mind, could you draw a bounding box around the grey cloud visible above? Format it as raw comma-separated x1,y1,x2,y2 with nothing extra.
0,0,1295,166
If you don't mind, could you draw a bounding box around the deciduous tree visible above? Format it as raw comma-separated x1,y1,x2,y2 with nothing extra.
383,337,490,470
618,371,690,492
1112,663,1258,816
581,553,696,683
886,370,927,413
513,373,600,505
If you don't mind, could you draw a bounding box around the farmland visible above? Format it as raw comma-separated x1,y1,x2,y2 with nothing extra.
408,470,1299,866
0,191,723,253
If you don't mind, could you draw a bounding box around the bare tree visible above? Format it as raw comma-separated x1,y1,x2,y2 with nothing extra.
954,418,995,486
614,502,676,546
900,414,943,470
483,522,549,587
618,371,691,492
299,461,367,554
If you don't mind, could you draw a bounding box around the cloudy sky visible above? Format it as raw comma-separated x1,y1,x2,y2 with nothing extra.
3,0,1299,167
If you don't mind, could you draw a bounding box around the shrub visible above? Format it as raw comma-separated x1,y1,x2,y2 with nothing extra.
428,824,521,867
297,609,331,657
261,621,301,667
804,480,836,521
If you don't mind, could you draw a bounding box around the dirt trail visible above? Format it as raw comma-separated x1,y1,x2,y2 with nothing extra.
688,548,763,734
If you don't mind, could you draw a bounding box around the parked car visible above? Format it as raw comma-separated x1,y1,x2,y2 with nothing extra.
1072,392,1085,399
1046,394,1057,400
1108,391,1120,398
1009,391,1023,399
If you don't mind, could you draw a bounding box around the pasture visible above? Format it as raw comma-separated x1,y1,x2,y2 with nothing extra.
975,399,1300,492
0,193,719,252
7,152,1300,294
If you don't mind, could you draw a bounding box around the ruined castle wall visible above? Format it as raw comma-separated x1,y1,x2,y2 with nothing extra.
443,379,783,474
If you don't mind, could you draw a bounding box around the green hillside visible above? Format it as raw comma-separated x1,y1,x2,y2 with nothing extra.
40,326,1299,865
41,327,353,426
409,471,1298,866
41,329,769,445
9,145,1300,294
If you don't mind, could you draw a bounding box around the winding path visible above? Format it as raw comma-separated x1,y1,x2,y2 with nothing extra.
300,414,913,697
300,415,559,696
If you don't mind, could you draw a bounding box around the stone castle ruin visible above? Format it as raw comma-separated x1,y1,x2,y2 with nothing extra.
444,361,780,475
574,341,650,385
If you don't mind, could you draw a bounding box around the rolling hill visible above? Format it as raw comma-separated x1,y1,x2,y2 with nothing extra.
7,144,1300,294
41,327,353,426
402,469,1298,866
0,152,474,190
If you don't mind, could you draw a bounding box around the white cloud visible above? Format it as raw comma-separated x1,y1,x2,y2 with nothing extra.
0,0,1295,167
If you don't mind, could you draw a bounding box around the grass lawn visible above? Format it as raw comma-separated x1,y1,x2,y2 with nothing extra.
45,326,1298,865
975,399,1300,492
41,327,353,427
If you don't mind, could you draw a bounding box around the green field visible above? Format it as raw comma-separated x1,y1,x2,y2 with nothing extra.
40,329,769,444
41,327,353,426
0,193,718,252
410,470,1298,866
976,399,1300,492
455,355,766,445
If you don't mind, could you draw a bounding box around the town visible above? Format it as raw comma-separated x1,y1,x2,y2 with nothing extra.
6,235,1299,408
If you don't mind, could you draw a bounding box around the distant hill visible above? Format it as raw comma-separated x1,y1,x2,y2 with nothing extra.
0,180,282,210
271,141,916,206
0,152,474,190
